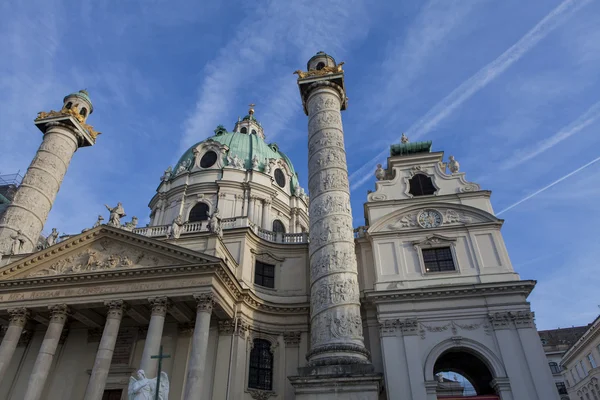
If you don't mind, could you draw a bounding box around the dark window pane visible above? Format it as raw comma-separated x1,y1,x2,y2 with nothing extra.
408,174,436,197
422,247,456,273
248,339,273,390
255,261,275,288
272,219,286,233
189,203,209,222
274,169,286,188
200,151,218,168
241,127,248,133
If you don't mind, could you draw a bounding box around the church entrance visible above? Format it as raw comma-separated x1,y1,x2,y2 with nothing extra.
102,389,123,400
434,349,500,399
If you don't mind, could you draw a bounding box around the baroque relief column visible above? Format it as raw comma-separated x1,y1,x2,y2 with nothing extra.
24,304,69,400
0,91,97,254
0,308,30,383
140,297,169,378
183,293,215,400
299,58,369,366
83,300,126,400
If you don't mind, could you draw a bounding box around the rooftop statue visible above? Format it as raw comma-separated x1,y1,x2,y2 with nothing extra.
293,62,345,79
375,164,386,181
448,155,460,173
401,133,409,143
44,228,59,248
105,202,126,228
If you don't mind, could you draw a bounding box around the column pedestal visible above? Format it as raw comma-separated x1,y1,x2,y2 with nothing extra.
140,297,168,378
0,308,29,384
183,294,215,400
83,300,125,400
23,304,68,400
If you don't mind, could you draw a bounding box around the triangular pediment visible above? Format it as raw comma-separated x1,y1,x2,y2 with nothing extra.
0,225,221,280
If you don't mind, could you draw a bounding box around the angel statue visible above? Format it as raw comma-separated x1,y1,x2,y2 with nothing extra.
105,202,126,228
128,370,169,400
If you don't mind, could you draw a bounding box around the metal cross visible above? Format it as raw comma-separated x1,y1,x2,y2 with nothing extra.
151,345,171,400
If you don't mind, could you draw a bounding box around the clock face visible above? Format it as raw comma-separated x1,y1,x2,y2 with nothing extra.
417,209,443,228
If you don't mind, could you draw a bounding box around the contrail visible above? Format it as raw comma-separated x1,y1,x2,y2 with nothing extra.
496,155,600,215
501,99,600,170
349,0,591,191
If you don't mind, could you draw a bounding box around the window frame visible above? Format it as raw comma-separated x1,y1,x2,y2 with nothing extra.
413,235,459,276
588,353,598,369
556,382,568,395
188,202,210,222
407,173,438,197
272,219,286,234
254,260,276,289
247,338,275,391
549,361,562,374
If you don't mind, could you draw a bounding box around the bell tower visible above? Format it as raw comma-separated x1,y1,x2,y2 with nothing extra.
288,52,382,399
0,90,100,255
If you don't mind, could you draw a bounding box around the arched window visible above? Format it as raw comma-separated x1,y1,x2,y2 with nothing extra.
189,202,209,222
65,102,72,109
434,349,495,396
251,129,257,135
80,107,87,117
248,339,273,390
550,362,562,374
240,127,248,134
316,62,325,70
272,219,285,233
408,174,437,196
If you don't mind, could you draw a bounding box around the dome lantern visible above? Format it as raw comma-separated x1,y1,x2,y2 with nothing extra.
233,103,265,139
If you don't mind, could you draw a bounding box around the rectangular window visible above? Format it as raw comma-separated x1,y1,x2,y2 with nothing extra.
422,247,456,273
581,360,589,376
576,363,584,379
254,261,275,288
102,390,123,400
589,353,598,369
572,369,578,383
556,382,568,395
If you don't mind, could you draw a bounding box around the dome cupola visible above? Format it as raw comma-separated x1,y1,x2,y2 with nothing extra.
233,103,265,139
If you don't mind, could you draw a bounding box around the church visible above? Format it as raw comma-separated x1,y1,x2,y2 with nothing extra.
0,52,559,399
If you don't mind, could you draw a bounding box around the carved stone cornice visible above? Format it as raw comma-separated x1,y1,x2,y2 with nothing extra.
217,317,250,337
283,331,302,347
488,311,535,330
105,300,126,319
8,308,30,327
378,318,419,337
247,388,276,400
148,297,169,317
193,293,215,313
365,281,536,303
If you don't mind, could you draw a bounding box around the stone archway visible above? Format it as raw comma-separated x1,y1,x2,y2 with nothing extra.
424,338,510,399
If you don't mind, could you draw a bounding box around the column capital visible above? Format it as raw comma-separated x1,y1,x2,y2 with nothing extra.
490,377,511,392
283,331,301,347
8,308,30,327
105,300,126,319
48,304,69,323
193,293,215,313
148,296,169,317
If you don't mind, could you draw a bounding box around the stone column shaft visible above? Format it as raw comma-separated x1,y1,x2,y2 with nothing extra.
247,196,256,223
140,297,168,378
303,82,368,365
83,300,125,400
0,308,30,383
261,199,271,230
24,304,69,400
183,294,215,400
0,126,79,253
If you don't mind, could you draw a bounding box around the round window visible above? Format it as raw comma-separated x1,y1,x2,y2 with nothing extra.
274,169,286,188
200,151,218,168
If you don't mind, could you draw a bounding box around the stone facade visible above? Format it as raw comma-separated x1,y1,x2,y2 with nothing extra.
0,54,562,399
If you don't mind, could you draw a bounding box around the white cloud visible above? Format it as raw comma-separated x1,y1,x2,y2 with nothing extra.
349,0,593,191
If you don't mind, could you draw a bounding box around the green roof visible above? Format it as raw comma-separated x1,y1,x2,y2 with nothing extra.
64,89,93,113
173,130,300,191
390,141,432,156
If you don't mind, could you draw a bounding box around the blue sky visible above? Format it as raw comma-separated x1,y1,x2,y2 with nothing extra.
1,0,599,330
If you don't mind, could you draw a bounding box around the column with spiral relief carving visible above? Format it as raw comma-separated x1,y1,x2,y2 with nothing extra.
296,52,369,367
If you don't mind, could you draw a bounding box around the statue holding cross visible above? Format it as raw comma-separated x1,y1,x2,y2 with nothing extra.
128,346,170,400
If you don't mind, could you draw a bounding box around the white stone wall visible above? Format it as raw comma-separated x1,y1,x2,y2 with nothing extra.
561,319,600,399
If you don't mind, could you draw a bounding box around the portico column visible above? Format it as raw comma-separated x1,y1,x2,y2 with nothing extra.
140,296,169,378
0,308,30,383
183,293,215,400
261,199,271,230
83,300,126,400
24,304,69,400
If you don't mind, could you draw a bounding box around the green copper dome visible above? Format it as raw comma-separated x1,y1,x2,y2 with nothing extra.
64,89,93,113
173,129,300,192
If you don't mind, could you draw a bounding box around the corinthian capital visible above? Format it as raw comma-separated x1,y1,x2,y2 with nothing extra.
193,293,216,313
148,296,169,317
8,308,30,327
48,304,69,323
105,300,126,319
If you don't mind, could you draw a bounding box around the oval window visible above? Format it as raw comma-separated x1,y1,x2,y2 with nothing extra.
274,169,286,188
200,151,218,168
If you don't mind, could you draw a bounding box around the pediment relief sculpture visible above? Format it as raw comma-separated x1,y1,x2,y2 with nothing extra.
412,234,457,248
25,239,184,278
370,204,499,234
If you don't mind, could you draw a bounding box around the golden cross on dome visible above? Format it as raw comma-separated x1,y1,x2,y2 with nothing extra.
248,103,255,115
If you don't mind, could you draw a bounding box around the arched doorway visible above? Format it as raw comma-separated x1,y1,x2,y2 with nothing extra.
433,349,499,399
